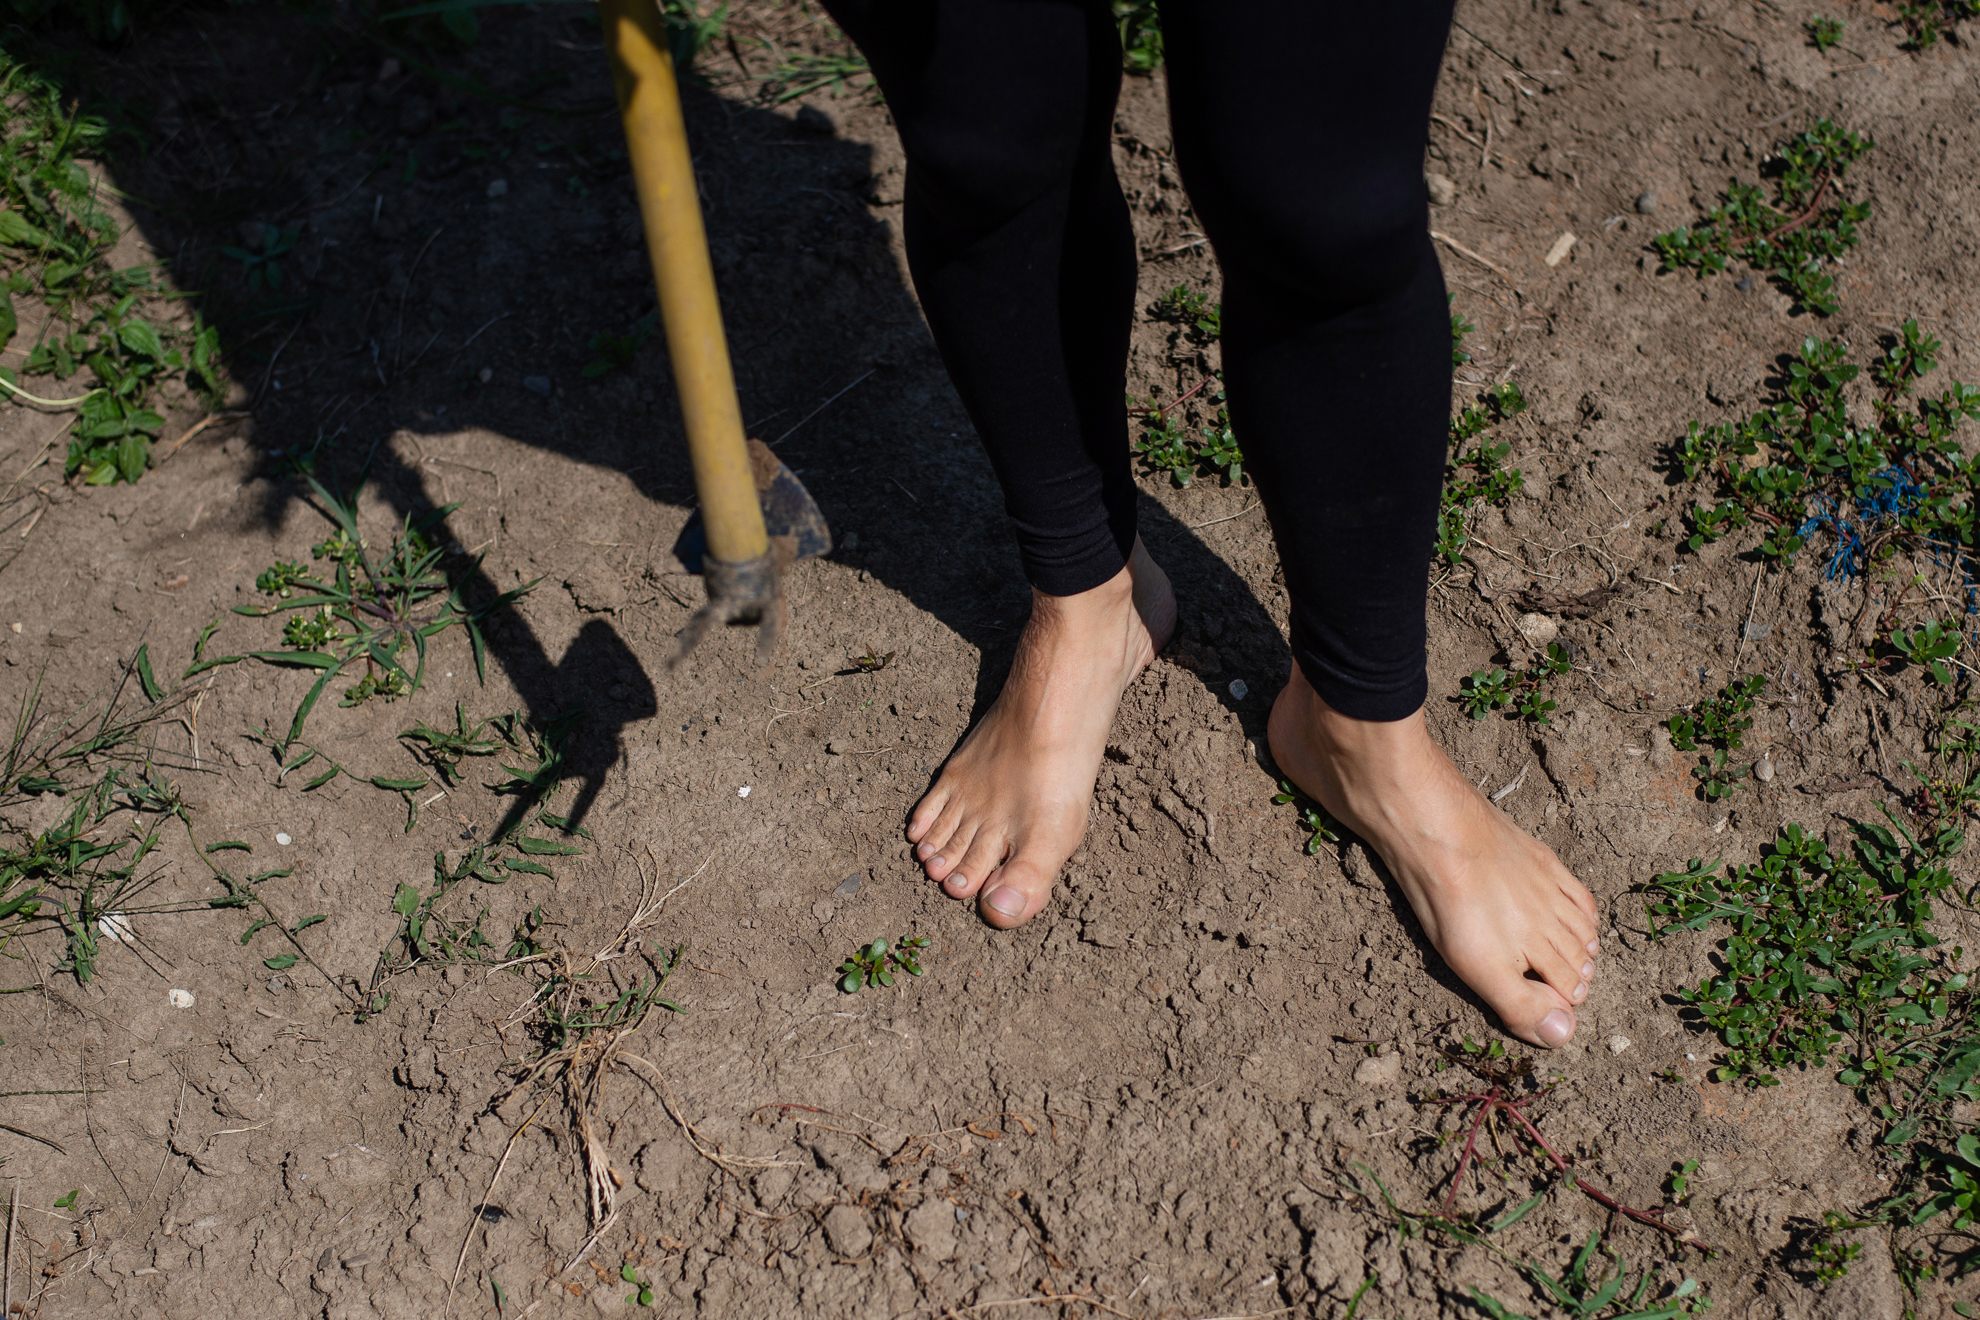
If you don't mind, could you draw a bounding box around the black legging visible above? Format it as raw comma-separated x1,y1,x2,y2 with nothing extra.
821,0,1457,721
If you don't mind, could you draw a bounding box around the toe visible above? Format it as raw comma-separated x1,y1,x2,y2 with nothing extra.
915,799,967,865
978,854,1056,930
1489,974,1579,1049
1529,940,1588,1006
907,787,950,843
923,821,978,885
946,831,1010,900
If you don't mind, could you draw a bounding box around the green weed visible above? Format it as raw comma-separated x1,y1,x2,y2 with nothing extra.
1646,816,1964,1088
1114,0,1162,73
1897,0,1980,49
837,934,928,993
1460,643,1571,725
1671,323,1980,576
1667,674,1766,800
1808,15,1845,49
218,475,535,750
1439,382,1528,566
1651,120,1872,316
1451,300,1475,368
1272,779,1340,854
0,54,221,487
1151,283,1221,344
1886,620,1964,687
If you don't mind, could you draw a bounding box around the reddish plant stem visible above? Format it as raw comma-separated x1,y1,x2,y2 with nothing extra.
1755,172,1834,247
1428,1087,1712,1254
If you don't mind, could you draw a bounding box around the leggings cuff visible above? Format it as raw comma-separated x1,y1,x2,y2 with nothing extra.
1016,501,1137,597
1297,658,1428,723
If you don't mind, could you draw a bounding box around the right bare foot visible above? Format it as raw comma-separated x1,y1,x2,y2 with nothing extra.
1268,663,1601,1048
906,538,1175,928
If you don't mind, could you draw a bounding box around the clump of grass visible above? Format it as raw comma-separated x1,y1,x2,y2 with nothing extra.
1459,642,1571,725
1651,120,1872,316
1667,673,1766,800
837,934,928,993
216,476,534,750
1438,382,1527,566
1671,321,1980,574
1808,15,1846,48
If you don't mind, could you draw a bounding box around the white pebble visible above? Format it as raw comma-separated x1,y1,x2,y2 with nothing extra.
1228,679,1249,700
168,988,195,1010
1607,1034,1632,1055
275,831,293,846
1754,752,1775,783
736,785,751,799
1516,612,1560,648
97,912,135,944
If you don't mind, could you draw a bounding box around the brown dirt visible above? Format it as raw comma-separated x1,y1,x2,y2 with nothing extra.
3,2,1979,1317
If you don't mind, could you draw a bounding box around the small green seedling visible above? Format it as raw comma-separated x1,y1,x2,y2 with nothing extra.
1459,643,1571,725
1888,621,1963,687
1151,283,1221,343
1668,673,1766,800
1808,15,1845,48
1272,779,1340,854
1438,382,1528,565
1115,0,1162,72
1450,299,1474,368
1666,1159,1699,1204
621,1261,655,1307
837,934,929,993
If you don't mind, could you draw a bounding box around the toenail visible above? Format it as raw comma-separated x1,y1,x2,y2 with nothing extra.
1580,961,1594,979
945,873,968,892
1572,981,1587,1001
1586,939,1599,955
1538,1010,1573,1047
927,854,945,871
986,886,1026,917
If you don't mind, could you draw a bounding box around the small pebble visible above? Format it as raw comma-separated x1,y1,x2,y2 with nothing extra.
477,366,492,384
835,872,863,897
1635,190,1658,214
522,374,552,397
1425,171,1456,207
1353,1052,1403,1087
1735,274,1755,293
1228,679,1250,701
276,831,293,847
486,178,509,198
1754,752,1775,783
826,738,848,755
1607,1034,1632,1055
98,912,135,944
168,988,195,1010
1516,611,1560,648
736,785,752,798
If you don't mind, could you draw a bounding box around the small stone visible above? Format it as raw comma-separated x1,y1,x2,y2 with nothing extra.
834,872,863,897
826,738,848,755
1515,612,1560,648
477,366,492,384
275,831,293,847
1635,190,1658,214
1425,171,1456,207
736,785,752,798
1228,678,1249,701
905,1198,959,1259
167,988,195,1010
521,374,552,397
1352,1052,1403,1087
486,178,509,199
821,1204,872,1257
266,973,292,993
1607,1034,1632,1055
1735,274,1755,293
1754,752,1775,783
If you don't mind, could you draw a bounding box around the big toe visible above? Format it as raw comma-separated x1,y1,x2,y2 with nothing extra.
1482,973,1578,1049
978,855,1055,930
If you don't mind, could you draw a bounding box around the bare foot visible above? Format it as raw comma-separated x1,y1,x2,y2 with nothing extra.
907,539,1175,927
1267,663,1600,1048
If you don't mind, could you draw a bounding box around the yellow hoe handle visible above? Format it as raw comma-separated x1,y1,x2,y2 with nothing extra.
600,0,768,568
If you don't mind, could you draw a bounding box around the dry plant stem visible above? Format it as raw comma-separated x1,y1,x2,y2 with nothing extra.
1430,1086,1709,1253
444,1095,549,1314
4,1181,17,1320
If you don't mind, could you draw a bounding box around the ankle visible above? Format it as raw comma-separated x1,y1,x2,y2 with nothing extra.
1277,665,1435,769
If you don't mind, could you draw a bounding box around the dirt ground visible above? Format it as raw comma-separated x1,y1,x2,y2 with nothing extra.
4,1,1980,1316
